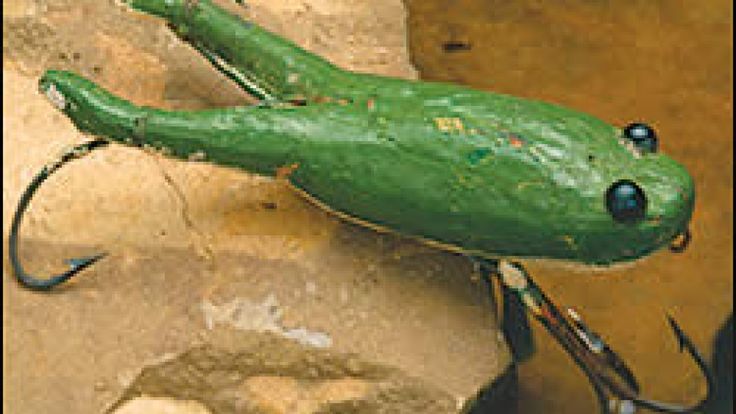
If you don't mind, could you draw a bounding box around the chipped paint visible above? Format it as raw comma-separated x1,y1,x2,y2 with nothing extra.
508,134,525,148
527,145,543,162
560,235,577,249
618,137,643,159
44,83,67,110
187,151,207,162
433,117,465,133
516,181,544,190
276,162,300,179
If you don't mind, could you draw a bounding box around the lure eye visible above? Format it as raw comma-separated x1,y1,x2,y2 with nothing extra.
623,123,658,153
605,180,647,223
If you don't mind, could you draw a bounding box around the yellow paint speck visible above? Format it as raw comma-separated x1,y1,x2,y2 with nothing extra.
433,117,465,133
560,235,577,249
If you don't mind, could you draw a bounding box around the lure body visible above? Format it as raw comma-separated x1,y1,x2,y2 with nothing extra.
40,0,694,265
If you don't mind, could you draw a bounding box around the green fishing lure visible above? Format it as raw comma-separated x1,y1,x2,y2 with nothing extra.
38,0,693,267
13,2,713,412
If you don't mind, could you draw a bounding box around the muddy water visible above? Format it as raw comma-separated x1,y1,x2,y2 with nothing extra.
404,1,733,412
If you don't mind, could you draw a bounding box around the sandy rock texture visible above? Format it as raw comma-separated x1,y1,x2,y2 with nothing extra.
3,1,510,413
108,330,458,414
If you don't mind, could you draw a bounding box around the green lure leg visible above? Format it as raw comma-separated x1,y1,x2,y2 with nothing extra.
128,0,352,101
36,70,345,177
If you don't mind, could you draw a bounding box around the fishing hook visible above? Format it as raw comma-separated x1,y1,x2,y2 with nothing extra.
478,259,714,413
9,139,109,290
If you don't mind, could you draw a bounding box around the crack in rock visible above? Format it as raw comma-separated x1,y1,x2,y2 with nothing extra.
151,155,215,263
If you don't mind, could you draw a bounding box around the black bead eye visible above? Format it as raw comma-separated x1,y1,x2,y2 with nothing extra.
605,180,647,223
623,123,658,153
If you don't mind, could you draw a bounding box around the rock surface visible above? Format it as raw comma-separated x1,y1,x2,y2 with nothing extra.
3,1,510,413
112,397,213,414
107,330,458,414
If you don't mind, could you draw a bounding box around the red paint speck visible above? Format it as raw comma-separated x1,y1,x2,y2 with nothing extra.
509,135,524,148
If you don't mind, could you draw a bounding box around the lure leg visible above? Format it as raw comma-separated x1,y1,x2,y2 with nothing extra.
9,140,109,290
38,70,351,176
127,0,351,100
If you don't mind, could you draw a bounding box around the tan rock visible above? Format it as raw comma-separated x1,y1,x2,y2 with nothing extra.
240,376,372,414
3,1,510,413
107,331,458,414
113,397,212,414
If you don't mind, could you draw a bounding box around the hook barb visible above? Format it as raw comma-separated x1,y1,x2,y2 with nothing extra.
9,139,109,291
628,316,714,413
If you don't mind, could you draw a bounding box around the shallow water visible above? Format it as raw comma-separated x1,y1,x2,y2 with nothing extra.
404,1,733,412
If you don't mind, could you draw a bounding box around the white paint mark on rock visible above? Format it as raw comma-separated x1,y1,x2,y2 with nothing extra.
282,327,332,348
305,280,317,295
201,295,332,348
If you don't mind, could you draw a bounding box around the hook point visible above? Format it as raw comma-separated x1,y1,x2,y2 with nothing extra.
66,252,108,271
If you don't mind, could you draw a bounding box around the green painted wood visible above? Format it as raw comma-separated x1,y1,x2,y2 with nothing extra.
38,0,694,265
